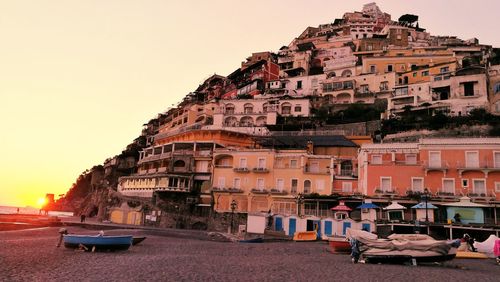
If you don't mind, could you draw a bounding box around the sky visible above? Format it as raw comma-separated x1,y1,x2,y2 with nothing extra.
1,0,499,207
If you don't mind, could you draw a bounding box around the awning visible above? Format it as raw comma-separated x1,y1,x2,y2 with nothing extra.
331,201,352,211
383,201,407,210
411,202,438,209
357,203,379,209
441,196,489,207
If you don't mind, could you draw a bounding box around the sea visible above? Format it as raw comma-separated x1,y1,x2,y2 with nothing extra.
0,205,73,216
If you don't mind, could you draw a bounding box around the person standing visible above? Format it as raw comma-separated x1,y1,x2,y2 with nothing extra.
80,214,86,223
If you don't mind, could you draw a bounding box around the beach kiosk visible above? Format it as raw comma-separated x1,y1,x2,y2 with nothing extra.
411,202,438,223
383,201,406,222
441,196,487,224
331,201,353,236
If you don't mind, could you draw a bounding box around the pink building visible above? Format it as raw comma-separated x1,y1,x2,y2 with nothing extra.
358,138,500,202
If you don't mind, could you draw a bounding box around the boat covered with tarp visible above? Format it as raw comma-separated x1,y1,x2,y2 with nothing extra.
346,229,458,264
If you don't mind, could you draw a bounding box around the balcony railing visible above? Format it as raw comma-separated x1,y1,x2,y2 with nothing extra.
251,188,269,194
303,167,330,174
374,188,398,195
253,167,269,173
233,167,250,173
423,160,449,169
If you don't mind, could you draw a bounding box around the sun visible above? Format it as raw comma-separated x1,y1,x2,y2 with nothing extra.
36,197,47,208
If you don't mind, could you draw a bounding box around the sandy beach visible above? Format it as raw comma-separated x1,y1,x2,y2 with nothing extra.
1,227,500,282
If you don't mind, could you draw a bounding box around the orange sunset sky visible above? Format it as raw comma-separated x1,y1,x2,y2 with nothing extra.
1,0,499,207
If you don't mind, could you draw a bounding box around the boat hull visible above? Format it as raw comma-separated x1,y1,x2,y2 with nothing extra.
328,237,351,253
364,254,456,264
63,235,133,251
293,231,317,242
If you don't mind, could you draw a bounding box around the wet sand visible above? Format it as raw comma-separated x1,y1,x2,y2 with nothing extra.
1,227,499,282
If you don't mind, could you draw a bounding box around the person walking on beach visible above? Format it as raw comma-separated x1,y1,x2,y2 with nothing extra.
80,214,86,223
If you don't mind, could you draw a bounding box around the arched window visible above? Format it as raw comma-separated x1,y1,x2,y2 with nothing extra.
244,103,253,114
327,72,336,79
224,116,238,127
225,103,235,114
240,116,254,127
341,70,352,77
255,116,267,126
174,160,185,168
304,180,311,194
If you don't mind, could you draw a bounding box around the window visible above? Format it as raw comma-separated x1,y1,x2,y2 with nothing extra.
495,152,500,168
463,81,475,97
413,72,417,77
411,177,424,192
291,179,298,194
381,177,391,192
406,154,417,165
239,158,247,168
371,155,382,165
256,178,264,190
465,151,479,168
316,180,325,192
296,81,302,89
440,66,449,73
380,81,389,91
309,161,319,173
387,65,393,72
233,178,241,189
473,179,486,195
257,158,266,169
294,105,302,112
442,179,455,194
422,70,429,76
290,159,298,168
244,103,253,114
217,177,225,188
342,182,352,193
495,182,500,192
462,179,468,187
276,179,284,191
370,65,376,73
429,151,441,168
304,180,311,193
360,84,369,93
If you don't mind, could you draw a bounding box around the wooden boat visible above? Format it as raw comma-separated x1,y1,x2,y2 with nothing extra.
293,225,318,242
132,237,147,246
63,234,133,251
328,237,351,253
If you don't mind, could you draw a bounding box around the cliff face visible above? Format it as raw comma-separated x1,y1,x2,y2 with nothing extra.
56,142,142,218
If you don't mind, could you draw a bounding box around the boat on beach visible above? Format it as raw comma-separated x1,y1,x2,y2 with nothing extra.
347,229,458,264
327,236,351,253
63,234,133,251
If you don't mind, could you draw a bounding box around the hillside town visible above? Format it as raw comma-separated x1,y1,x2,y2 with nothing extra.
59,3,500,241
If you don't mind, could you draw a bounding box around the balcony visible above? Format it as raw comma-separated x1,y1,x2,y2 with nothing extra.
374,188,398,196
456,160,500,177
467,192,496,200
435,190,457,199
303,167,330,175
270,189,288,195
423,160,449,176
233,167,250,173
457,89,482,98
251,188,269,194
253,167,269,173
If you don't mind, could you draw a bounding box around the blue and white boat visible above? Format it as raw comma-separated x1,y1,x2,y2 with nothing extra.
63,234,133,251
